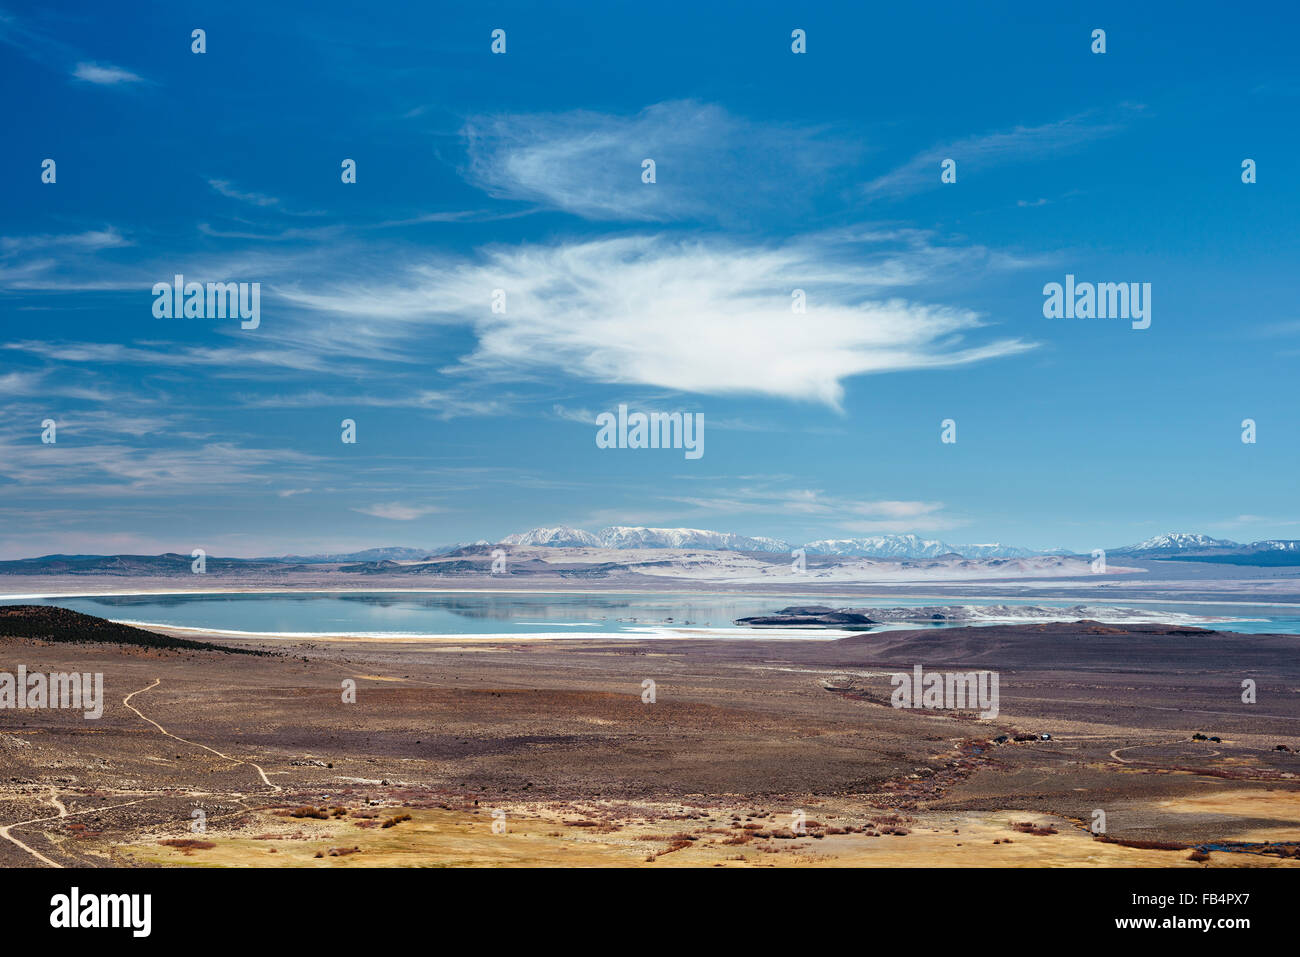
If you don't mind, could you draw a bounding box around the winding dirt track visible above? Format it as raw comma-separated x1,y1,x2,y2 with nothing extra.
1110,739,1222,765
0,678,282,867
122,678,281,791
0,789,148,868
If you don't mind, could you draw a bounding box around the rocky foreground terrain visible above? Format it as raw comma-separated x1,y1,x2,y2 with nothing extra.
0,607,1297,867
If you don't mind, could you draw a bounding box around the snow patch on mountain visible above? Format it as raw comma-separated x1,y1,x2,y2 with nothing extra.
1113,532,1240,553
1252,539,1300,551
595,526,791,552
803,535,1034,559
500,526,601,548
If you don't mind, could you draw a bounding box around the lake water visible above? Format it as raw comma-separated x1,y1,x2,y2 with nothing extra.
6,592,1300,638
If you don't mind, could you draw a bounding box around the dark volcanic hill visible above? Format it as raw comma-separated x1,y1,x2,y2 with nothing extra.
736,605,878,626
0,605,270,655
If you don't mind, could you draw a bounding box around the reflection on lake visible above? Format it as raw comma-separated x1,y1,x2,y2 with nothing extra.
4,592,1298,638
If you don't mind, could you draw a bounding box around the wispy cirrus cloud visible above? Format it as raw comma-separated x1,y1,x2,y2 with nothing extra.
0,228,132,254
13,410,180,438
198,222,343,242
463,99,854,222
205,178,326,218
0,10,147,87
0,370,47,395
233,389,509,418
0,239,322,292
0,437,319,495
666,485,956,533
0,368,113,401
5,340,337,376
864,106,1142,198
351,503,443,521
72,61,142,85
208,179,281,207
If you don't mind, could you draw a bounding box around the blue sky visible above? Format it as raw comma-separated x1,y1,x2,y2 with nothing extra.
1,1,1298,558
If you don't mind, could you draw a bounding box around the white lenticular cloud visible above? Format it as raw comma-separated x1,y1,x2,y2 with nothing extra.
280,233,1034,407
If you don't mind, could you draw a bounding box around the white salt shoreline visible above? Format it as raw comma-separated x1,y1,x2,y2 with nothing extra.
3,586,1299,609
109,610,1258,643
131,620,857,642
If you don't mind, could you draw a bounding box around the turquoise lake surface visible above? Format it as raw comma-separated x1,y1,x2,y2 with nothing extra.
5,592,1299,637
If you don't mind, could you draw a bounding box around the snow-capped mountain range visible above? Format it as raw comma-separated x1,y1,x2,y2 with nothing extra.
1110,533,1300,559
490,527,1300,561
500,525,793,553
496,526,1039,558
801,535,1038,559
1111,533,1238,553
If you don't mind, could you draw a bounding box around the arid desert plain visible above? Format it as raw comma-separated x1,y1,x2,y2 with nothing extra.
2,562,1297,868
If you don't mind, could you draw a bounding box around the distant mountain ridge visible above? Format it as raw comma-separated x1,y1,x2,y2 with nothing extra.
5,530,1300,568
1110,532,1300,565
492,526,1300,563
254,543,490,563
257,547,435,563
801,535,1036,559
